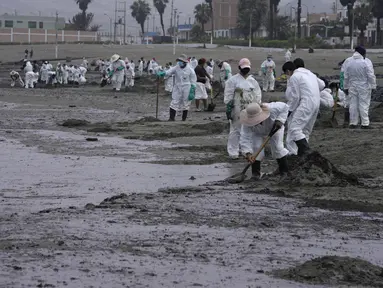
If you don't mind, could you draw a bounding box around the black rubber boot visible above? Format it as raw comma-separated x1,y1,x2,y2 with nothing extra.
278,156,289,175
251,161,261,180
182,110,188,121
295,138,310,157
343,110,350,128
361,125,372,130
169,108,176,121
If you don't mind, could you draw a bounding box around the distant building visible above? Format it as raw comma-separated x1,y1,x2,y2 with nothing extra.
0,14,65,30
206,0,239,38
178,24,193,41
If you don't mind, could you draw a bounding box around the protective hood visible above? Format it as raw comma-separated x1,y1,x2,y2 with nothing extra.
294,67,311,75
353,52,364,59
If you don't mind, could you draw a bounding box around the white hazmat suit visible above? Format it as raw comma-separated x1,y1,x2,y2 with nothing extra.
165,63,197,112
261,59,276,92
125,64,135,88
224,74,262,158
344,52,376,127
240,102,290,161
220,62,232,87
286,68,324,155
190,58,198,69
284,49,292,62
111,59,126,91
320,88,335,108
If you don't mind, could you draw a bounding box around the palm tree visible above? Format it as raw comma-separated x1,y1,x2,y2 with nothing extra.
194,3,211,34
354,2,372,46
153,0,168,36
340,0,356,45
75,0,93,30
237,0,268,41
131,0,151,37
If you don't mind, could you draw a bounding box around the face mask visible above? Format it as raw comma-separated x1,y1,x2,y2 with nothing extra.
178,61,186,68
267,58,272,61
240,68,250,75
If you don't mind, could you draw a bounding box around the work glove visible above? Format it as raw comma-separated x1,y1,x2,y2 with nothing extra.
116,66,125,71
245,153,256,163
188,84,196,101
344,89,349,96
225,70,229,80
273,120,284,130
157,71,166,77
226,100,234,120
107,70,114,77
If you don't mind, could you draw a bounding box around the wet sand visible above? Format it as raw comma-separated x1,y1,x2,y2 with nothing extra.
1,44,383,288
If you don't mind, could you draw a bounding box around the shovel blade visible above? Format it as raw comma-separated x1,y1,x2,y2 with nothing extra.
331,117,339,128
226,172,247,184
207,103,216,112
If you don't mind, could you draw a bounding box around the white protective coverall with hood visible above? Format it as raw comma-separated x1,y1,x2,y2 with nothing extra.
224,61,262,159
25,71,38,88
40,63,49,83
284,49,292,62
219,61,232,87
125,63,135,88
10,71,24,87
240,102,290,161
261,56,276,92
286,67,324,155
164,65,174,93
110,55,126,91
190,57,198,69
320,88,335,108
343,52,376,127
165,61,197,113
62,64,69,84
138,61,143,76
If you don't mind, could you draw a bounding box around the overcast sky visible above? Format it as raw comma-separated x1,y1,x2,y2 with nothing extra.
1,0,334,33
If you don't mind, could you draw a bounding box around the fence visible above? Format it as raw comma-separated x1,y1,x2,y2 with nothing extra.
0,28,99,43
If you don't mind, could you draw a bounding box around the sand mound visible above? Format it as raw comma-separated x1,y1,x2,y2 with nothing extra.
273,256,383,287
132,116,161,124
288,151,359,186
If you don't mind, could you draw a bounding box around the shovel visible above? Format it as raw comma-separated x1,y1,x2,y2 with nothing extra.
331,83,339,128
226,126,280,184
207,85,216,112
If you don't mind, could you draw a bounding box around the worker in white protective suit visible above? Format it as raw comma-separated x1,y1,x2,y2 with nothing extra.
125,61,135,88
240,102,290,181
79,65,87,79
190,57,198,69
164,62,174,93
46,61,53,71
109,54,126,91
82,57,88,69
25,71,38,88
40,61,49,84
217,60,232,88
138,60,144,76
205,61,214,91
10,71,24,87
283,59,324,156
224,58,262,159
55,63,63,84
24,61,33,73
343,46,376,129
261,54,276,92
319,78,335,109
72,65,81,85
62,64,69,84
285,48,292,62
130,60,136,72
157,54,197,121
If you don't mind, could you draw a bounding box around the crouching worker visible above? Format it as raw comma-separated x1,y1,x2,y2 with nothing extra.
239,102,290,181
10,71,24,87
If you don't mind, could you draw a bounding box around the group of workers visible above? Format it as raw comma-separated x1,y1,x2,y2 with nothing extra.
156,46,376,181
10,57,89,89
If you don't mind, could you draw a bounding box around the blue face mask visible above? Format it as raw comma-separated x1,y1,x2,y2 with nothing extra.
178,61,186,68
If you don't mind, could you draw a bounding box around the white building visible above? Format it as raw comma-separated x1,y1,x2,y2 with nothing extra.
0,14,65,30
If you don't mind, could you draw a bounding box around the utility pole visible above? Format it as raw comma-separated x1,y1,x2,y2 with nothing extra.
114,1,127,44
55,11,58,59
176,12,180,45
173,9,177,55
249,10,252,47
170,0,174,36
153,14,155,32
297,0,302,38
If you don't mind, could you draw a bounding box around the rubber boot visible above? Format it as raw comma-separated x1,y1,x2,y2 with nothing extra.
343,110,350,128
169,108,176,121
251,161,261,180
295,138,310,157
277,156,290,183
182,110,188,121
